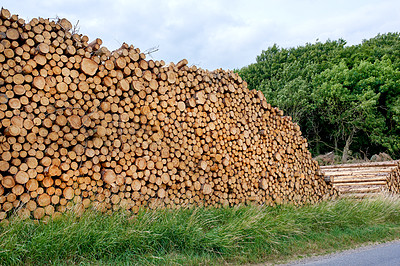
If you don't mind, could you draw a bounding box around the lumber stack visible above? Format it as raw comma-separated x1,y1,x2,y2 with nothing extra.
321,161,400,196
0,8,336,221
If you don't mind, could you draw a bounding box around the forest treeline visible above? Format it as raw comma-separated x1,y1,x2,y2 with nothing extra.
237,33,400,161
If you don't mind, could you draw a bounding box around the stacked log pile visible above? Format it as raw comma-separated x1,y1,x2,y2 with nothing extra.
0,8,336,221
387,161,400,194
321,161,400,196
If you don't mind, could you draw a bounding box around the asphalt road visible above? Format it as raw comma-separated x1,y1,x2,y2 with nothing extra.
286,240,400,266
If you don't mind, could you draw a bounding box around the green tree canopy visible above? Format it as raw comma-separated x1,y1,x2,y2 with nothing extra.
237,33,400,160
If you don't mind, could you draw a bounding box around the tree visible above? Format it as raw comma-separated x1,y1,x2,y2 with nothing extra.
237,33,400,160
312,61,386,161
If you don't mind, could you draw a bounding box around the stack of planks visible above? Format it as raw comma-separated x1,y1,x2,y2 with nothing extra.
321,161,400,196
0,8,337,221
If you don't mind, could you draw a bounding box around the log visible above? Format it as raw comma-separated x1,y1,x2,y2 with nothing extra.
15,171,29,184
320,161,399,169
103,169,116,186
58,18,73,31
81,58,98,76
1,176,15,188
321,160,400,197
322,167,396,175
38,193,51,207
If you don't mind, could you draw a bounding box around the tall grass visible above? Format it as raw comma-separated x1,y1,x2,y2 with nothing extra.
1,196,400,265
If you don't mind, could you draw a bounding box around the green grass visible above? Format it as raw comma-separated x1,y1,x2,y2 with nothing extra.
1,196,400,265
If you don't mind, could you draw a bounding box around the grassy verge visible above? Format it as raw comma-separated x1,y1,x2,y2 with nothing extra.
1,196,400,265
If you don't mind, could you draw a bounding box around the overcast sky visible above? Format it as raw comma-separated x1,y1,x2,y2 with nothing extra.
3,0,400,70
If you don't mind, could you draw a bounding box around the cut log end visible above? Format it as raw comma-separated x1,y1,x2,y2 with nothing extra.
81,58,98,76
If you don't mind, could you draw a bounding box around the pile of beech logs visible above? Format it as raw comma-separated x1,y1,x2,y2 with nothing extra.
0,8,337,221
321,161,400,197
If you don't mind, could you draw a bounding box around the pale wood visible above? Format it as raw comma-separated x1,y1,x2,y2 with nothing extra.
331,176,387,183
0,8,343,220
33,76,46,89
320,161,399,169
1,8,11,19
103,169,116,186
1,176,15,188
81,58,98,76
58,18,72,31
321,160,400,197
15,171,29,184
67,115,81,129
322,167,396,175
334,181,386,186
6,28,19,40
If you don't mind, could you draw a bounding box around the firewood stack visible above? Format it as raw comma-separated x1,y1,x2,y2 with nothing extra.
0,8,337,221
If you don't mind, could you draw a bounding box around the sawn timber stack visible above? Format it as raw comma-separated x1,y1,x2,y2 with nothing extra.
0,8,337,221
321,160,400,196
